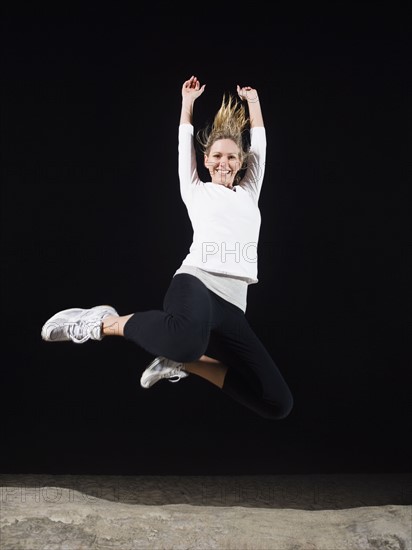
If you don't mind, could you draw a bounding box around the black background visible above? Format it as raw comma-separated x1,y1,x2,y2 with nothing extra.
1,8,410,475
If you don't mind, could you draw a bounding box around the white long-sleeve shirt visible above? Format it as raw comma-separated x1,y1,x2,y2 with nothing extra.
174,123,267,286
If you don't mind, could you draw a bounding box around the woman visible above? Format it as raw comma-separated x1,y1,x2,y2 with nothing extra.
41,75,293,420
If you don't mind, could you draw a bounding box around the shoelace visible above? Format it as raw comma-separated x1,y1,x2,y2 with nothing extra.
67,320,99,344
167,367,185,383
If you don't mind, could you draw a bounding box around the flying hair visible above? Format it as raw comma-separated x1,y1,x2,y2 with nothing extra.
196,93,251,176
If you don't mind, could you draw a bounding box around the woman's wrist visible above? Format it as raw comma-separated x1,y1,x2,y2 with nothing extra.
246,93,260,105
182,97,196,109
180,99,195,125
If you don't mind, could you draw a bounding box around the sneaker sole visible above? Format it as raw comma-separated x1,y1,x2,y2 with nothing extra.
140,356,164,389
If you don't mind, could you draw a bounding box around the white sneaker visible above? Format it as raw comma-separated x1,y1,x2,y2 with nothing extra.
140,356,189,389
41,305,119,344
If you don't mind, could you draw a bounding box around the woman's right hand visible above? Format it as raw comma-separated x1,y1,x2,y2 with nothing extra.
182,75,206,101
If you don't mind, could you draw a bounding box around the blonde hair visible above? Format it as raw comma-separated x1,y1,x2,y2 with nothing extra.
197,94,250,184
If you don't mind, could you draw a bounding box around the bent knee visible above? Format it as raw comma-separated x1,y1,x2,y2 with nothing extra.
277,395,294,419
263,392,294,420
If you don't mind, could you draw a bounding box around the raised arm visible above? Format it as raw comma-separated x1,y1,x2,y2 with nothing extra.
180,75,206,125
178,76,205,203
237,85,264,128
236,85,266,202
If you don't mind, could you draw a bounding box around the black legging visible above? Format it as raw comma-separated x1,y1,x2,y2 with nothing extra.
123,274,293,420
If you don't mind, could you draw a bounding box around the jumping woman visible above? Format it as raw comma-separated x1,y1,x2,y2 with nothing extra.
41,75,294,420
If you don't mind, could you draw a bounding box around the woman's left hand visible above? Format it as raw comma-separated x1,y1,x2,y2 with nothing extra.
237,85,259,103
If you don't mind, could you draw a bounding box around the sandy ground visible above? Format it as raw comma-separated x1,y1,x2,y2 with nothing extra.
1,473,411,549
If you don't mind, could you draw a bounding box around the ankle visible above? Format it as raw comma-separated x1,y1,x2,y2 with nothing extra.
102,313,134,337
102,314,120,336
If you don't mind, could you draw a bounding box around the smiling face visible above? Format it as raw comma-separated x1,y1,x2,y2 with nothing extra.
204,139,242,189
